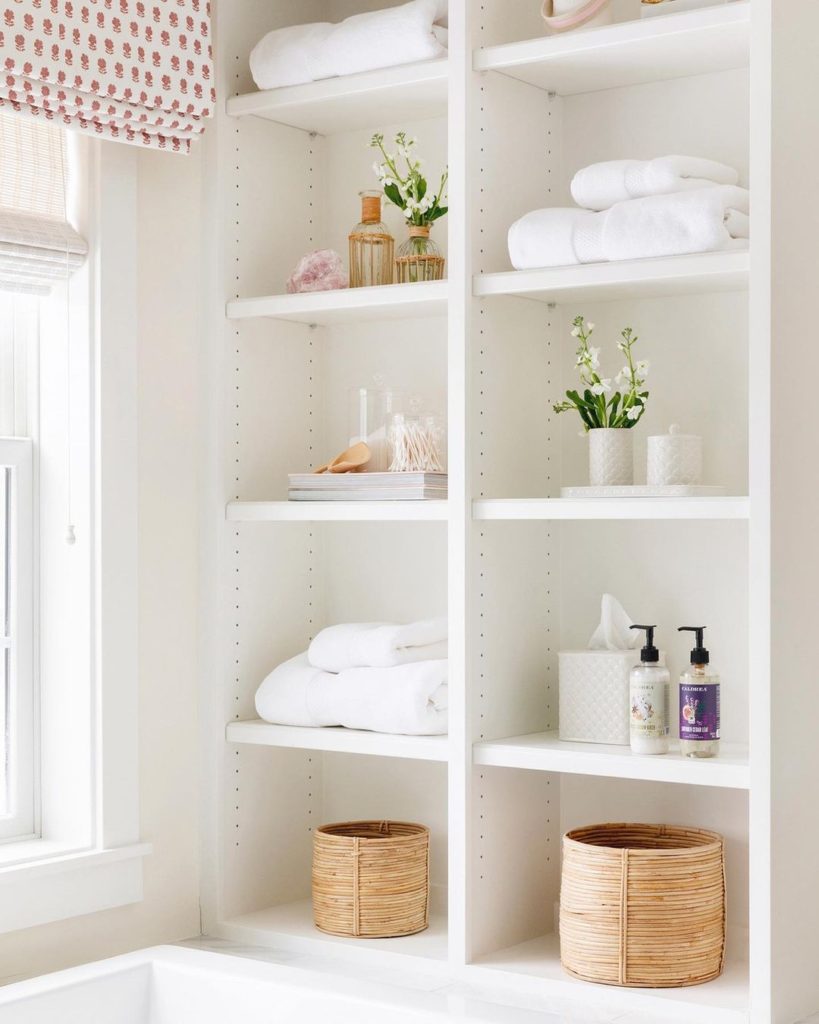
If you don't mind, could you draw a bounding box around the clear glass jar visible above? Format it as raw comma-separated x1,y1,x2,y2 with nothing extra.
348,191,394,288
388,412,446,473
348,386,402,472
394,225,445,283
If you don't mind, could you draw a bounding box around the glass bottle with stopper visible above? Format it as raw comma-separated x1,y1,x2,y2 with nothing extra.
348,191,394,288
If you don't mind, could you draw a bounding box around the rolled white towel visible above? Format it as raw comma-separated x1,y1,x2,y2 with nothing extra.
571,156,740,212
308,618,447,673
255,654,448,736
507,186,750,270
508,207,595,269
250,0,448,92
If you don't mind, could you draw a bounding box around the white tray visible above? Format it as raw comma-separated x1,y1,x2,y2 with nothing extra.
560,484,727,498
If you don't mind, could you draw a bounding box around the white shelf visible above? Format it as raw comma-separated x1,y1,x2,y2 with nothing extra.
474,2,750,97
226,59,448,135
226,720,449,763
472,933,748,1024
473,731,749,790
226,281,448,326
473,497,750,521
226,501,448,523
217,899,449,967
474,251,749,304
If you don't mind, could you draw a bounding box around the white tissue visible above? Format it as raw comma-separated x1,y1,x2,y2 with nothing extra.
587,594,640,651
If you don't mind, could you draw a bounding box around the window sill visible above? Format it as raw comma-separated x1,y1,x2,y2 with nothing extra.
0,841,151,933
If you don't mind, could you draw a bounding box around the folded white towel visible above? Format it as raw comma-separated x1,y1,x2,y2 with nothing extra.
571,156,740,212
250,0,448,92
308,618,447,673
255,654,448,736
508,186,750,270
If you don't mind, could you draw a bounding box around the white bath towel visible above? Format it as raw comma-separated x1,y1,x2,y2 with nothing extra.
571,156,740,212
507,186,750,270
255,654,448,736
308,618,448,673
250,0,448,92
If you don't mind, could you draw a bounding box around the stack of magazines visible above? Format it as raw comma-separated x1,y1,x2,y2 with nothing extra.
288,472,447,501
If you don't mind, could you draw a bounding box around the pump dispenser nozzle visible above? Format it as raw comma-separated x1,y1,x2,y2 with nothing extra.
679,626,709,665
631,624,660,663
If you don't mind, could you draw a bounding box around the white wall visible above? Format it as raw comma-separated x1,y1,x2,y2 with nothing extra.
0,146,203,984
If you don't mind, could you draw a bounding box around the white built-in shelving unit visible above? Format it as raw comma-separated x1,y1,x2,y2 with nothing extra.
200,1,819,1020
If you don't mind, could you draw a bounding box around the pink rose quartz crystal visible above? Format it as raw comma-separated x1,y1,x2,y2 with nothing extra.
286,249,349,293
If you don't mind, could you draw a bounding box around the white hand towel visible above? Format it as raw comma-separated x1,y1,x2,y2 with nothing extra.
255,654,448,736
571,156,740,212
507,186,749,270
308,617,448,673
250,0,448,92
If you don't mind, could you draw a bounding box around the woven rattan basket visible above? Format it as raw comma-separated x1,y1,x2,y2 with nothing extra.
560,823,726,988
312,820,430,938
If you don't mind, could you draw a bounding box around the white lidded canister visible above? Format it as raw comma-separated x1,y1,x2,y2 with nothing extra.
646,424,702,486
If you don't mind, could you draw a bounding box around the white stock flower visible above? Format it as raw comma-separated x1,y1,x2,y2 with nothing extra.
626,404,642,420
587,345,601,370
571,326,581,338
590,379,611,396
635,359,650,376
586,321,595,332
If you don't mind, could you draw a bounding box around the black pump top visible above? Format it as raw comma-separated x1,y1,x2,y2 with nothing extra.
679,626,709,665
631,624,659,663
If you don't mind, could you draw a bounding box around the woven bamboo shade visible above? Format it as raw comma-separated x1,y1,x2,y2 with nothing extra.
0,112,86,295
312,820,430,938
560,822,726,988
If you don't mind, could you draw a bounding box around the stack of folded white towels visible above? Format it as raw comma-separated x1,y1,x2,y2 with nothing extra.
250,0,448,91
508,155,750,270
255,618,448,736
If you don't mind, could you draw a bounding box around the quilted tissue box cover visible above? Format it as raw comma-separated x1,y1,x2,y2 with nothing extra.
558,650,651,746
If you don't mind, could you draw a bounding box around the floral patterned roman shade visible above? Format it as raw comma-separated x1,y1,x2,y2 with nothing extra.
0,0,214,153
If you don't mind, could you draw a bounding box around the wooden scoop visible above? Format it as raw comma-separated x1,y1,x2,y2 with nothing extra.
314,441,371,474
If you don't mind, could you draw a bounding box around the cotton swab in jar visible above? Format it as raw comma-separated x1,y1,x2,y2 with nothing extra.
388,414,445,473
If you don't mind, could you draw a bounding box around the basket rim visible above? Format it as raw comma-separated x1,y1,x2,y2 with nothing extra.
564,821,724,853
316,819,430,841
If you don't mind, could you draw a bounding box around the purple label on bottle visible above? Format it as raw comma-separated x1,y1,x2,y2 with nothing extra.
679,683,720,742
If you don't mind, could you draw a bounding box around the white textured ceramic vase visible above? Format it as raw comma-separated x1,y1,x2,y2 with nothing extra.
588,428,634,486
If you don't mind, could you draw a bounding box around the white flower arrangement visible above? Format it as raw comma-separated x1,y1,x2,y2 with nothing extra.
553,315,649,430
369,131,448,227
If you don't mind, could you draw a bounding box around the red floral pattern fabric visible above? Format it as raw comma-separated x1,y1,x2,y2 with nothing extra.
0,0,213,153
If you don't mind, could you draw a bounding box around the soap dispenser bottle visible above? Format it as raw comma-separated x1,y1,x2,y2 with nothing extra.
629,625,670,755
678,626,720,758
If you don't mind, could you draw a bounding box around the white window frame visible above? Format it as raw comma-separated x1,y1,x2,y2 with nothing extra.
0,437,34,842
0,137,150,933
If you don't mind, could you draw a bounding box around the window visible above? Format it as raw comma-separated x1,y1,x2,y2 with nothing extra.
0,117,148,931
0,295,36,842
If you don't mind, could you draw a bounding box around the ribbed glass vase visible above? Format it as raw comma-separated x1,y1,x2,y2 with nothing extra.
348,191,394,288
394,225,445,284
